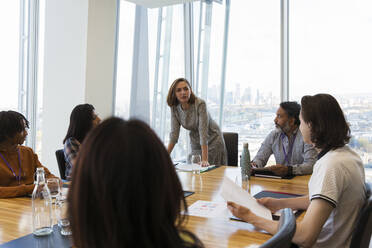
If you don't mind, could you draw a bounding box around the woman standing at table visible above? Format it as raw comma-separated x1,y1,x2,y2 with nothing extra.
63,104,101,180
228,94,366,248
0,111,56,198
68,117,204,248
167,78,227,166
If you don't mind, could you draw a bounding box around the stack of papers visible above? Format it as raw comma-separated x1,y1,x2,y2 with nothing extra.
175,163,216,172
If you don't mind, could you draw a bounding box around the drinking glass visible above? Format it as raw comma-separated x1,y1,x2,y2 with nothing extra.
56,195,72,236
191,155,202,174
241,173,250,193
47,178,61,202
47,178,61,225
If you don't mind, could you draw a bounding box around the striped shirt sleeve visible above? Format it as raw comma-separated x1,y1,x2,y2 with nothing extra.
309,163,345,208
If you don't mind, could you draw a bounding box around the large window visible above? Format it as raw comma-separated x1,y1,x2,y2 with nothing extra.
0,1,21,110
289,0,372,173
115,0,372,171
222,0,280,159
0,0,44,156
36,0,46,157
148,4,186,159
115,2,187,160
115,1,136,119
193,1,225,121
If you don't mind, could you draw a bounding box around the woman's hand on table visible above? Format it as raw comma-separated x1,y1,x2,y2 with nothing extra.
201,160,210,167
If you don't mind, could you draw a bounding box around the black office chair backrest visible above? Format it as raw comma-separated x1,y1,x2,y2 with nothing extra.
260,208,296,248
222,132,238,166
55,149,67,180
349,182,372,248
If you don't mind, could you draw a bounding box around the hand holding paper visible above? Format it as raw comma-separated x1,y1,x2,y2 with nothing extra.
221,176,272,221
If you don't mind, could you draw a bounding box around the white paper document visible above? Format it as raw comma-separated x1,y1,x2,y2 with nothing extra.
220,176,272,220
176,163,216,172
187,200,230,219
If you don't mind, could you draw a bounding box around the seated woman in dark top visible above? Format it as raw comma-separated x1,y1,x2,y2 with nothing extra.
63,104,100,180
0,111,56,198
68,117,204,248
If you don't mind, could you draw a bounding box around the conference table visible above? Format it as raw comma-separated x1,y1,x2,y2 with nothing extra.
0,166,310,247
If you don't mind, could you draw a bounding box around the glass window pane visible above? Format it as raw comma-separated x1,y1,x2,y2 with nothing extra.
148,4,186,160
115,1,136,119
36,0,46,157
0,1,20,110
193,1,225,123
222,0,281,159
289,0,372,176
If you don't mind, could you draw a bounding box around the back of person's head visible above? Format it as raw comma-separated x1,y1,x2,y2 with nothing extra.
68,117,203,248
0,111,29,143
301,94,350,150
280,101,301,126
63,104,95,144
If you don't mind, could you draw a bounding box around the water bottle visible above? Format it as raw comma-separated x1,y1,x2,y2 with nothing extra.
240,143,252,179
32,167,53,236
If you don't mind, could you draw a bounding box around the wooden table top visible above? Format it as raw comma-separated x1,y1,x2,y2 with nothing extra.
0,166,310,247
178,166,310,248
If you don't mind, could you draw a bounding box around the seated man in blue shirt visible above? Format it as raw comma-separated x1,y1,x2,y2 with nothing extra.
251,101,317,176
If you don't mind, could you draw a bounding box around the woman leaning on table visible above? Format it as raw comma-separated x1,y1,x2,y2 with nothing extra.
228,94,366,248
68,117,204,248
167,78,227,166
0,111,56,198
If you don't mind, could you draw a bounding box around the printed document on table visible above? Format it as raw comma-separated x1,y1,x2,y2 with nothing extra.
220,176,272,220
187,200,230,219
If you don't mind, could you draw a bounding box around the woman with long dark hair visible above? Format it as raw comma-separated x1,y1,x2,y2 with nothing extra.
167,78,227,166
228,94,366,248
68,117,204,248
63,104,100,180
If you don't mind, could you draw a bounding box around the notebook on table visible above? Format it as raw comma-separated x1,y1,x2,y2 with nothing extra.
183,191,195,197
254,190,303,220
252,168,295,179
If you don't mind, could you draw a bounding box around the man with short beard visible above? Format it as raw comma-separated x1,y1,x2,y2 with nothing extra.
251,102,317,176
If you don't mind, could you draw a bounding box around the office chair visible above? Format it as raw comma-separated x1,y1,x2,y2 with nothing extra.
260,208,296,248
349,182,372,248
55,149,67,180
222,132,238,166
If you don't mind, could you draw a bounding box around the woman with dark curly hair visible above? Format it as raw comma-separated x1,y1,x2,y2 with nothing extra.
68,117,204,248
227,94,366,248
0,111,56,198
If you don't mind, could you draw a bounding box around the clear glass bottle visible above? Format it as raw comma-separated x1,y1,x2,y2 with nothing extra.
240,143,252,179
32,167,53,236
